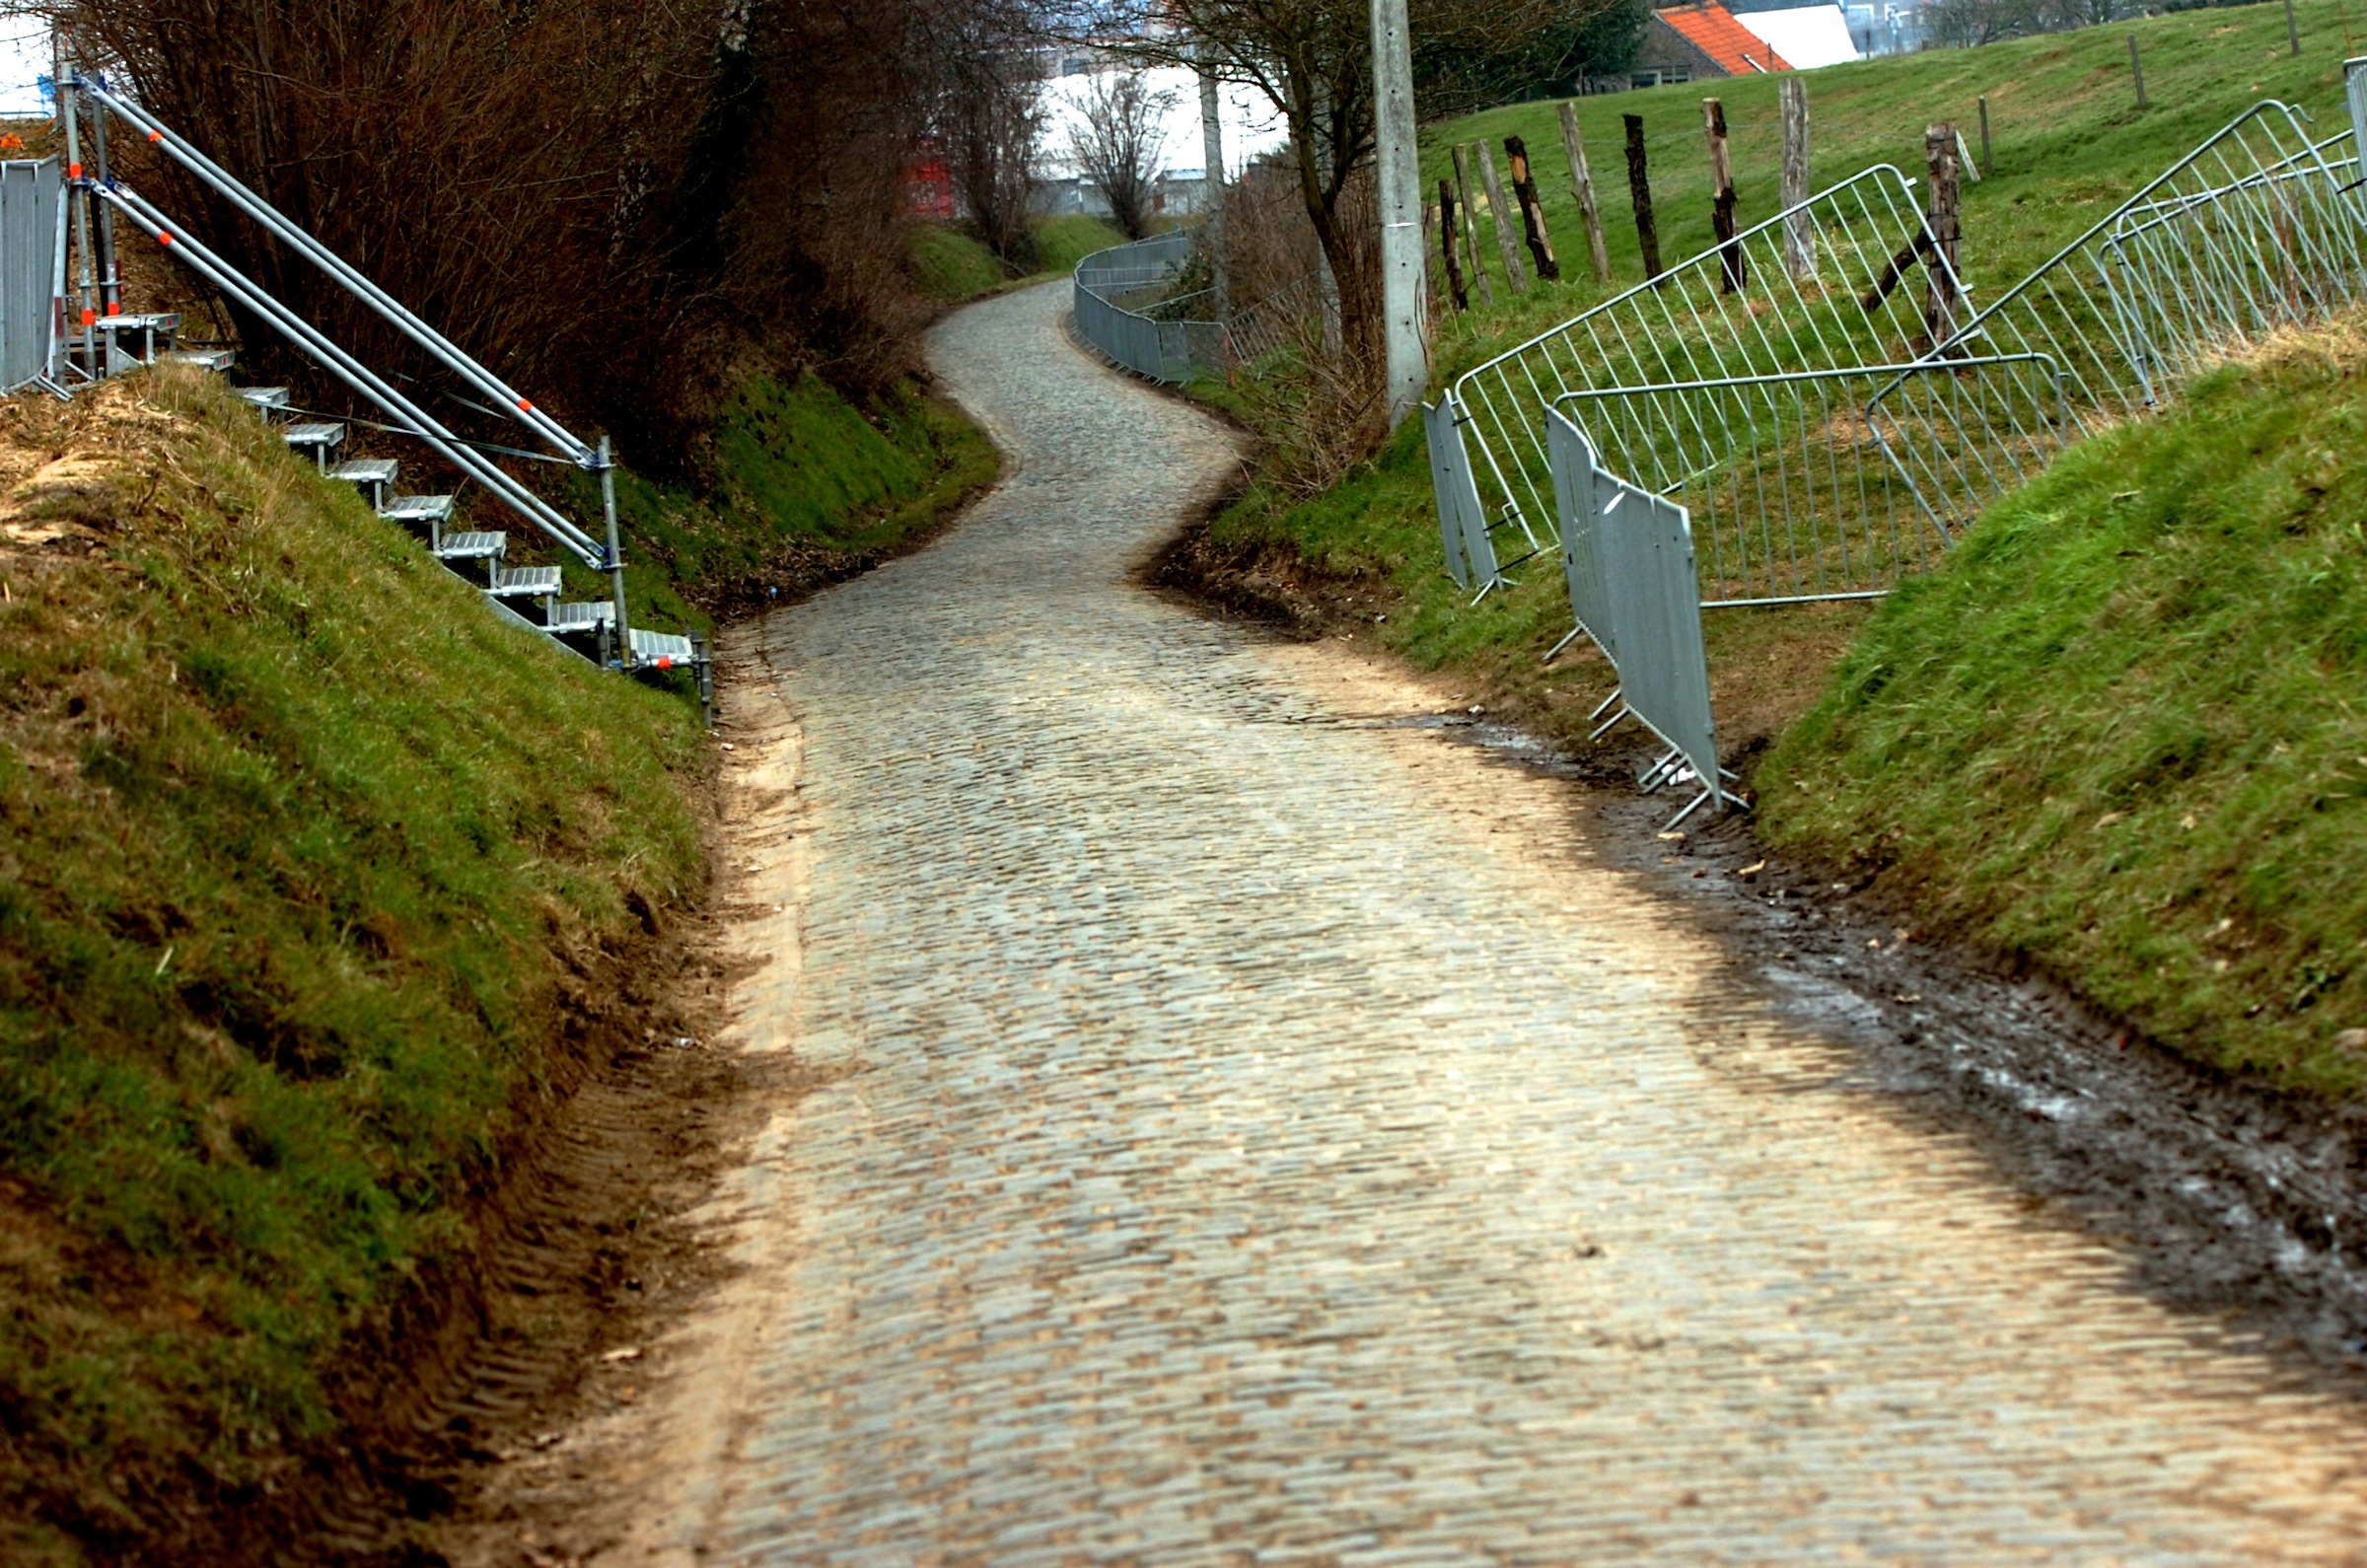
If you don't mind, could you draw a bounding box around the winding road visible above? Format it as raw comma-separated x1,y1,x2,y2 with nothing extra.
610,280,2367,1565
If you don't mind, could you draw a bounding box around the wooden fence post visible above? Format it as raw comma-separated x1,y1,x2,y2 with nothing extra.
1924,121,1962,349
1438,177,1470,311
1977,94,1992,178
1624,113,1664,286
1780,78,1814,282
1474,140,1531,293
1451,143,1496,308
2128,34,2147,107
1503,135,1561,282
1702,97,1744,293
1557,102,1614,284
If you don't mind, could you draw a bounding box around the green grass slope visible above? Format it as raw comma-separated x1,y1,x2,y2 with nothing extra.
1762,320,2367,1095
0,369,704,1561
590,370,997,631
910,214,1128,304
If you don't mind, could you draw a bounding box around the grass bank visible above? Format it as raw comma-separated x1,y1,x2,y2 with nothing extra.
0,368,707,1562
1761,320,2367,1097
581,370,998,633
911,213,1128,304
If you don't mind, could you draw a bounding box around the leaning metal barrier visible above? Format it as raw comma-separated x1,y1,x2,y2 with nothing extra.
1936,101,2367,426
1558,354,2069,605
1546,407,1726,826
1423,394,1495,591
0,158,59,393
1436,165,1962,585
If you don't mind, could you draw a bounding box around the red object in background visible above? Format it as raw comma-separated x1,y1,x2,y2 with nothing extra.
907,157,954,219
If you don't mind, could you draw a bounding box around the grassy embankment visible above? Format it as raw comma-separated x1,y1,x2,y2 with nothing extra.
1763,320,2367,1095
911,212,1129,303
0,369,704,1562
582,370,1000,634
1199,0,2367,1090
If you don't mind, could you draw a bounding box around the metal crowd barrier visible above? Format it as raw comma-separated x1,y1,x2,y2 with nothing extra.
1071,232,1325,385
1546,407,1726,827
0,158,60,393
1438,164,1959,594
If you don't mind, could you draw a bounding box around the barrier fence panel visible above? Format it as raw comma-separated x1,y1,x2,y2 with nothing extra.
1938,101,2367,425
1545,406,1725,825
0,158,58,393
1073,232,1326,386
1544,407,1615,662
1557,353,2069,605
1424,396,1474,590
1439,165,1960,566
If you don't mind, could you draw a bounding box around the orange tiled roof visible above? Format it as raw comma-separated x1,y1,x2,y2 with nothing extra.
1655,2,1794,74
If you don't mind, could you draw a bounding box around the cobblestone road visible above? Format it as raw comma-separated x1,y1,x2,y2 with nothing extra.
665,281,2367,1565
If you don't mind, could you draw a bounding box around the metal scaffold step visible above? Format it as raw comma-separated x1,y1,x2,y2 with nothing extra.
489,564,562,604
628,627,696,670
329,458,398,513
238,386,290,414
282,421,344,470
380,493,456,533
433,530,506,574
165,347,236,372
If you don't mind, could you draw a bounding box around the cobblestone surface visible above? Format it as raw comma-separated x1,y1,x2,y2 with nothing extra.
677,281,2367,1565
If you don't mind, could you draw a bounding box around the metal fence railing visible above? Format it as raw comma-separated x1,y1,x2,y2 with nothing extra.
1441,164,1959,592
0,157,60,393
1938,105,2367,424
1431,94,2367,618
1546,406,1727,827
1419,72,2367,814
1558,353,2070,606
1071,231,1326,385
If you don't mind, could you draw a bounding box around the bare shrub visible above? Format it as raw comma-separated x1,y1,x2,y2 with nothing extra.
1069,71,1176,241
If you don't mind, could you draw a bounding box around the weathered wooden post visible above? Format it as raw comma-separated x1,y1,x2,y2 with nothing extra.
1451,143,1497,307
1557,102,1614,284
1702,97,1744,293
1474,140,1531,293
1781,78,1814,282
1503,135,1561,282
1977,94,1993,178
1438,178,1470,311
1924,121,1963,349
1624,113,1664,286
2128,34,2148,108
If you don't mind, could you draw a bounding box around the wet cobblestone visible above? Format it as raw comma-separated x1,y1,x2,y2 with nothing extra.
685,282,2367,1564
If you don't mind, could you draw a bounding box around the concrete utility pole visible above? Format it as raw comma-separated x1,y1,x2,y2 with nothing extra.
1370,0,1428,429
1197,43,1228,321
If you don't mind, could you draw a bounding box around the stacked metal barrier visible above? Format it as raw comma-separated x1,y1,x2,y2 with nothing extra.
1430,75,2367,816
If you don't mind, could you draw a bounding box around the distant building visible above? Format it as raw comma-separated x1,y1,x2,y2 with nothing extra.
1734,4,1862,67
1639,2,1795,82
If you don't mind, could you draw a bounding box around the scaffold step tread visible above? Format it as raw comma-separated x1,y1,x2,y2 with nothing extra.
434,531,505,560
489,566,562,597
381,494,455,525
330,458,397,485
